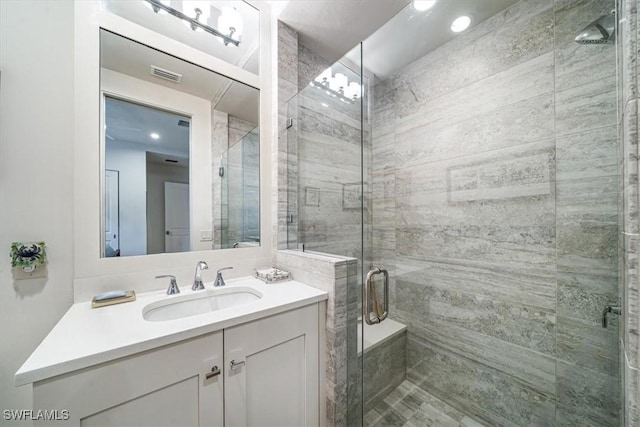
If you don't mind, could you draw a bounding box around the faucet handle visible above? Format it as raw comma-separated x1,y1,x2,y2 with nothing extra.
192,261,209,291
156,275,180,295
214,267,233,287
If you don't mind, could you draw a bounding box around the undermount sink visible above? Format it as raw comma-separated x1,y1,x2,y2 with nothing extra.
143,286,262,322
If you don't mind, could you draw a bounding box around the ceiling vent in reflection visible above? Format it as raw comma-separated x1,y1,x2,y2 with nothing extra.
177,119,190,128
150,65,183,83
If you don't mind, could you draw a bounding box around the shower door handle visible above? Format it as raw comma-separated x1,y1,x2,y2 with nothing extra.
364,267,389,325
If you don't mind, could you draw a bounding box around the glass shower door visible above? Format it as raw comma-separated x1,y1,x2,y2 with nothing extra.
360,0,623,426
285,43,366,426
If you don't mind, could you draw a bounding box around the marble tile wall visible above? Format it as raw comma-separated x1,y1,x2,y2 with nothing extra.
362,332,407,413
277,21,298,258
276,249,358,427
620,0,640,424
369,0,622,425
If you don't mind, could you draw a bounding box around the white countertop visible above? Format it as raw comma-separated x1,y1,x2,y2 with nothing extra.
15,277,327,386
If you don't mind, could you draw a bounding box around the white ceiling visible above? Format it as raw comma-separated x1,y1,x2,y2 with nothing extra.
105,96,190,157
356,0,520,80
278,0,411,63
278,0,520,81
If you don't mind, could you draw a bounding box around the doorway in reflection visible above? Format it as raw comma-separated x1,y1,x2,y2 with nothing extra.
104,96,190,257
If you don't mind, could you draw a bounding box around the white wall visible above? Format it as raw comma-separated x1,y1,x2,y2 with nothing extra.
0,1,75,424
105,140,147,256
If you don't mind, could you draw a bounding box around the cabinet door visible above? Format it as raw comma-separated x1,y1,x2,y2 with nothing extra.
224,304,320,427
33,332,223,427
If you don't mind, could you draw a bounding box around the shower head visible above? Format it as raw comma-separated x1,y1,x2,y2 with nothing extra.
575,11,616,44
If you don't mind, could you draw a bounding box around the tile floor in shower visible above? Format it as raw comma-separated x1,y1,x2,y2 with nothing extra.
364,380,486,427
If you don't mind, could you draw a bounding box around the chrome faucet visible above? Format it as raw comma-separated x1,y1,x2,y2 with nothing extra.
214,267,233,287
192,261,209,291
156,274,180,295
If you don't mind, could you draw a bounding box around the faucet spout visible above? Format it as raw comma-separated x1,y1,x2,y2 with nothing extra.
192,261,209,291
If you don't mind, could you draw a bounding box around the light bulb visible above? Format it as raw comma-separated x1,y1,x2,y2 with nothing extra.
182,1,210,31
218,6,243,40
347,82,361,99
315,68,332,84
413,0,436,12
451,15,471,32
334,73,348,93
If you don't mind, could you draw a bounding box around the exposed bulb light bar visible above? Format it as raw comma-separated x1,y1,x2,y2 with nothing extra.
144,0,241,47
310,67,361,104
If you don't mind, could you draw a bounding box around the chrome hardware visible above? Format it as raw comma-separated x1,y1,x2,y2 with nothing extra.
214,266,233,287
205,365,221,379
192,261,209,291
602,303,622,328
230,359,245,370
156,274,180,295
364,267,389,325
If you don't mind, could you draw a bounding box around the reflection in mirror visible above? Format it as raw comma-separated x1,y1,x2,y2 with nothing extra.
104,97,191,257
219,126,260,249
100,29,260,257
102,0,260,74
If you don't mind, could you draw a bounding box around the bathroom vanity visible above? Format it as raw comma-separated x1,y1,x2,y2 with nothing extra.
15,278,327,426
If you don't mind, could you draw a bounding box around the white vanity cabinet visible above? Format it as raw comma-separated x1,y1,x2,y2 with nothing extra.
30,302,322,427
224,304,320,427
33,332,225,426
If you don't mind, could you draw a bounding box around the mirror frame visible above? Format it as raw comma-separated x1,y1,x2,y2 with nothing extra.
74,1,272,284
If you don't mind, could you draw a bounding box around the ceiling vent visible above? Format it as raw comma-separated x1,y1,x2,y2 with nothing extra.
150,65,182,83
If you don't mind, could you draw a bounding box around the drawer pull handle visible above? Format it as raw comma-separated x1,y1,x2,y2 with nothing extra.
205,365,221,379
230,359,245,370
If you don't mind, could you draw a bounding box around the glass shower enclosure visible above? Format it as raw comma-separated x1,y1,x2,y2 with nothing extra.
286,0,629,425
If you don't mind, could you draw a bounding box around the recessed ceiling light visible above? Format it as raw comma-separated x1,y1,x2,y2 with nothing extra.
451,15,471,32
413,0,437,11
150,132,160,140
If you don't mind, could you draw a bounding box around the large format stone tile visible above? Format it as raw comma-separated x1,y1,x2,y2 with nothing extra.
555,125,618,181
557,271,618,324
396,224,556,274
407,335,555,427
395,52,554,135
556,176,618,226
557,224,618,276
395,139,555,198
555,79,617,136
556,360,620,426
397,310,556,396
556,314,619,376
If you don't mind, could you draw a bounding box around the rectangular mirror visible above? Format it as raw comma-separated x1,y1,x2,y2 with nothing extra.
102,0,260,74
100,29,260,257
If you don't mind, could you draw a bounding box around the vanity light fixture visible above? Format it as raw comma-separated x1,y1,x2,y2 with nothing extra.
150,132,160,140
451,15,472,32
413,0,437,12
309,67,361,103
144,0,241,47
